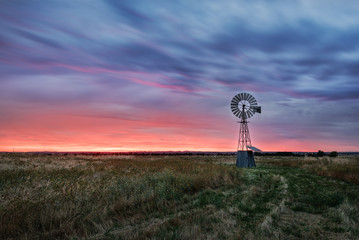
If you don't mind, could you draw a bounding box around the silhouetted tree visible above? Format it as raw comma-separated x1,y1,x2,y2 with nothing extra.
317,150,325,157
329,151,338,158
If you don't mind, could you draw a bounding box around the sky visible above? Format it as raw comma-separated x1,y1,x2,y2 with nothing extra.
1,0,359,152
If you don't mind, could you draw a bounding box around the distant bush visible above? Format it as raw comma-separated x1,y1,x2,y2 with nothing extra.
329,151,338,158
317,150,325,157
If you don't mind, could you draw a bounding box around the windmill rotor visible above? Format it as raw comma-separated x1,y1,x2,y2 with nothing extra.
230,92,261,119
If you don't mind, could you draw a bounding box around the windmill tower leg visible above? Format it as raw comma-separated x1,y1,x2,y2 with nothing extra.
236,119,255,168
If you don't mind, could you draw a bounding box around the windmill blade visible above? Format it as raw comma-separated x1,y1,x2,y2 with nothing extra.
248,97,257,105
249,100,257,106
232,106,240,112
247,94,255,101
248,98,256,105
242,92,248,100
231,103,239,108
231,104,239,109
247,109,254,117
238,93,243,101
231,97,240,118
232,109,240,116
248,93,254,101
247,94,257,104
237,93,241,101
231,105,240,111
231,106,239,112
236,94,243,102
242,93,247,101
233,95,240,103
234,107,241,113
247,111,252,119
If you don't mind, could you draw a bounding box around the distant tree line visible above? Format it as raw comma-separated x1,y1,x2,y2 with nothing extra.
315,150,338,158
55,151,236,156
255,150,338,157
254,152,304,157
26,150,340,157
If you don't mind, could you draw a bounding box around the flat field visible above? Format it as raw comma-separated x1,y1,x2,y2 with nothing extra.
1,153,358,239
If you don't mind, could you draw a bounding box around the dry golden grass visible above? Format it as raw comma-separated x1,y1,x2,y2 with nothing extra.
1,153,358,239
0,153,242,239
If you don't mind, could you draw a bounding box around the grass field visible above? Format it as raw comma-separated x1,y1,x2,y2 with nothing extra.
1,153,358,239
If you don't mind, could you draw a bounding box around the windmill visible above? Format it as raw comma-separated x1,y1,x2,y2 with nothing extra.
230,93,262,167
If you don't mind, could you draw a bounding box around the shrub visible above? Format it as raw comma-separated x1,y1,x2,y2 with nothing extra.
329,151,338,158
317,150,325,157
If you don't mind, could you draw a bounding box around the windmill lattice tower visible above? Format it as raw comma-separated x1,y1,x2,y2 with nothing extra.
230,93,262,167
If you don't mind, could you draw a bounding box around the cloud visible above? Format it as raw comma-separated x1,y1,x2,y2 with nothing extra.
15,29,66,50
0,0,358,151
